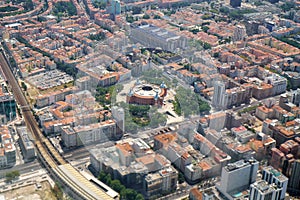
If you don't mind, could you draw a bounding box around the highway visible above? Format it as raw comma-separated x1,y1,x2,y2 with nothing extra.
0,50,114,200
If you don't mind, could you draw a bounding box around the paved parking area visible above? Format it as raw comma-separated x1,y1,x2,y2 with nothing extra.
26,69,73,90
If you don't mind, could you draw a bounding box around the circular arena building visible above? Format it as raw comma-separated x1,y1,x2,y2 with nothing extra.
126,80,167,106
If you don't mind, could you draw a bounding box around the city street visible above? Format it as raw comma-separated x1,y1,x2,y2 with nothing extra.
0,160,41,179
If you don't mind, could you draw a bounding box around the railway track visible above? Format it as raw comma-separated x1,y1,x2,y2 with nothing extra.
0,51,114,200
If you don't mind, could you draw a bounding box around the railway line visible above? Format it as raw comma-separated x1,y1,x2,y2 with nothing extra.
0,51,115,200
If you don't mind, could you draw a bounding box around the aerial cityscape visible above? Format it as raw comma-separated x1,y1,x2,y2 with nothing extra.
0,0,300,199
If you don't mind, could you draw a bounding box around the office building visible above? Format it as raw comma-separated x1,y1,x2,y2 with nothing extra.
212,81,226,109
208,112,227,131
17,127,35,161
245,21,260,36
108,0,121,20
233,25,247,42
111,106,125,135
291,88,300,106
230,0,242,8
288,159,300,194
212,81,251,110
250,180,282,200
217,158,259,200
0,86,16,122
262,166,288,199
61,120,117,148
130,24,187,52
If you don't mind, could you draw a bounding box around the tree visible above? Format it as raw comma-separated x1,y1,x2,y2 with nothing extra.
153,15,161,19
88,32,106,41
198,97,210,113
126,15,135,23
21,81,27,91
174,87,210,117
92,1,107,9
104,173,112,185
219,7,229,14
202,26,209,33
203,42,211,50
5,170,20,183
190,28,200,34
52,1,77,17
121,188,139,200
111,180,125,193
201,14,212,20
178,172,185,184
281,2,295,12
213,52,219,58
98,171,144,200
136,194,144,200
132,6,142,15
0,5,18,12
149,112,167,128
52,182,63,200
98,171,107,182
142,14,150,19
56,62,78,78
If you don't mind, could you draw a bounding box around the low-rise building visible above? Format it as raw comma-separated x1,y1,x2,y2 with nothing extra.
0,126,16,168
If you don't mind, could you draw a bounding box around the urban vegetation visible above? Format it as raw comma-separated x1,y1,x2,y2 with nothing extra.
141,69,177,88
88,32,106,41
2,0,300,199
92,0,107,9
12,0,34,11
173,87,210,117
52,1,77,17
21,81,27,91
95,84,124,107
5,170,20,183
117,102,167,133
56,62,78,78
98,171,144,200
51,182,64,200
276,37,300,49
238,105,260,115
0,5,19,13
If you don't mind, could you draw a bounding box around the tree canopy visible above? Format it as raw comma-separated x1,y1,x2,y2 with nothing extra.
5,170,20,183
53,1,77,17
174,87,210,117
88,32,106,41
98,171,144,200
117,101,167,133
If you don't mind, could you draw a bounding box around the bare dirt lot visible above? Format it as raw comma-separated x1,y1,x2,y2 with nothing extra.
3,181,57,200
